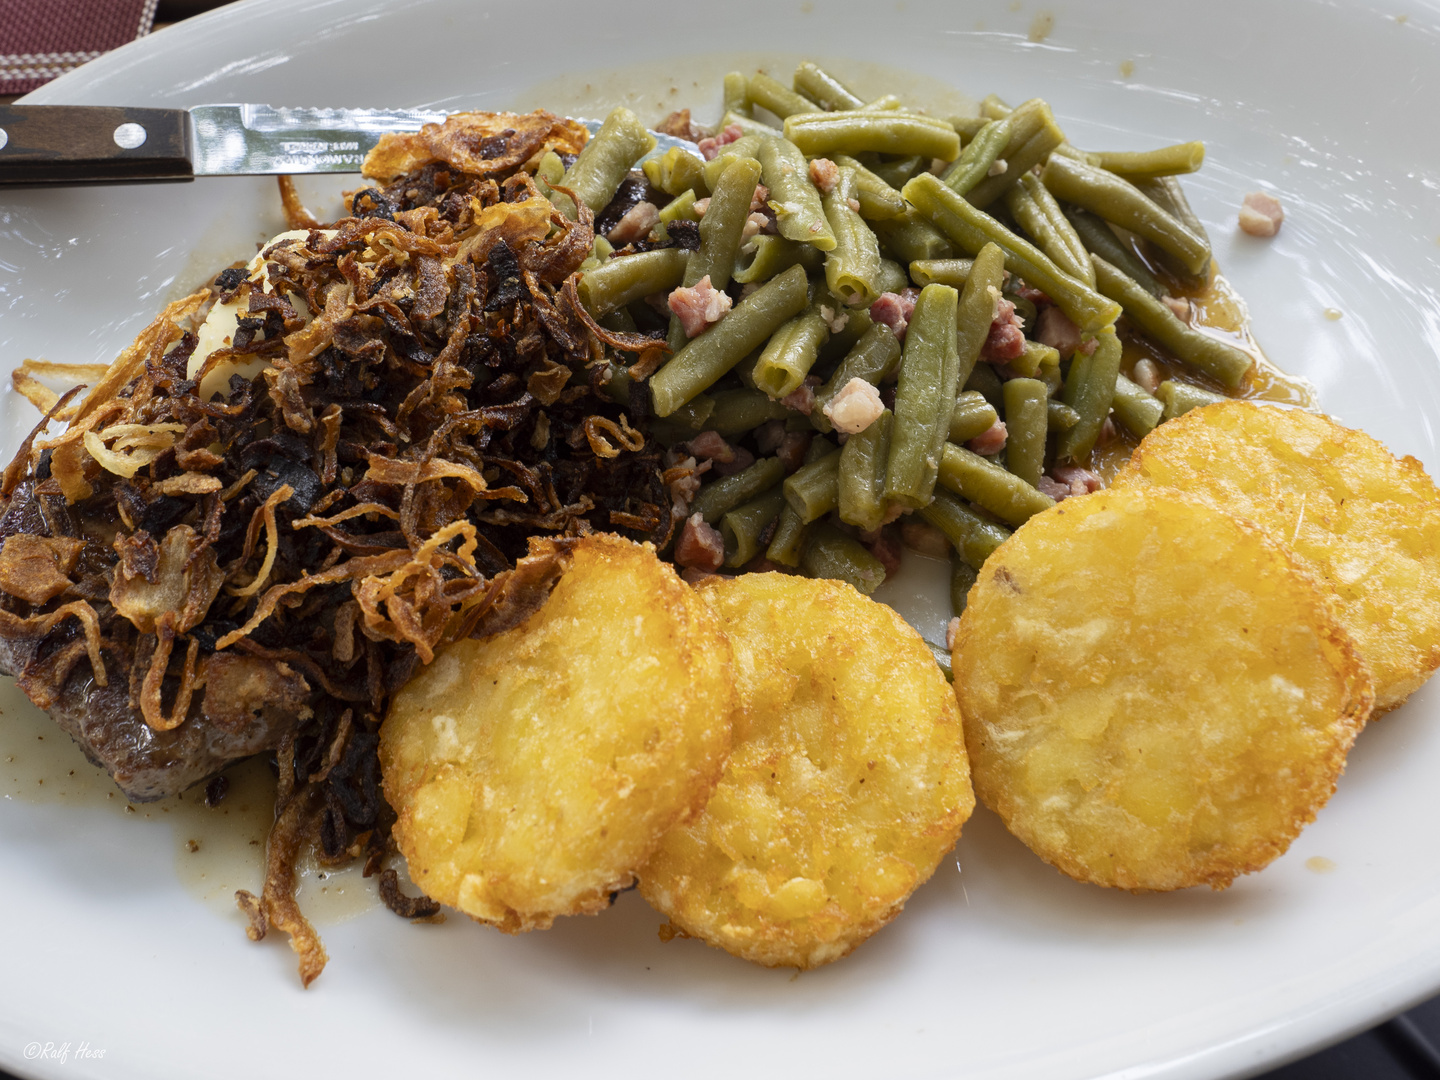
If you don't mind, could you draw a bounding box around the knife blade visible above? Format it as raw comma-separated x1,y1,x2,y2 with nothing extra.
0,104,699,186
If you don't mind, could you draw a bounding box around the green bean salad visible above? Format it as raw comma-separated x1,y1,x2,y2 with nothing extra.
568,61,1268,625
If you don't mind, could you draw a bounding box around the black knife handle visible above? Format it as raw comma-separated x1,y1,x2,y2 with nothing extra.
0,106,194,186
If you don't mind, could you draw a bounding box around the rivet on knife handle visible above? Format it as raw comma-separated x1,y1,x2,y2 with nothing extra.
0,106,194,186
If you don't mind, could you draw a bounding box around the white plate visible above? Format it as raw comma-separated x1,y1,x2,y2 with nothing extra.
4,2,1440,1078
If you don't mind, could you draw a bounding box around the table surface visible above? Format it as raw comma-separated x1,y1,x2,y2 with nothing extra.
0,3,1436,1079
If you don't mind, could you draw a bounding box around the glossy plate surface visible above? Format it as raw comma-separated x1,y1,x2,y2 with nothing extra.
2,2,1440,1078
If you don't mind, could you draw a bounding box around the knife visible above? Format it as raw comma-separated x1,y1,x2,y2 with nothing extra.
0,104,699,186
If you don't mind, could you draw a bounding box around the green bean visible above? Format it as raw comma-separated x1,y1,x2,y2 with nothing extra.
1047,398,1081,431
1093,142,1205,181
723,72,751,118
650,263,810,416
951,556,978,615
868,154,926,189
1157,379,1226,421
874,259,910,296
964,362,1004,407
1002,377,1049,487
909,258,974,288
838,409,893,531
754,306,831,399
832,154,907,219
700,134,766,191
1010,338,1060,378
1005,171,1095,286
580,232,614,272
749,72,817,120
821,166,884,306
687,157,761,293
862,94,905,111
941,114,1012,195
938,443,1055,526
597,302,632,335
1091,255,1253,388
765,505,809,566
949,390,999,443
950,115,991,142
643,146,710,199
721,486,787,568
1111,371,1164,438
1057,326,1123,461
1063,206,1162,297
793,61,866,112
1041,154,1209,276
783,447,843,522
962,99,1066,208
919,488,1012,569
666,393,717,432
706,387,790,437
1135,175,1212,279
732,234,825,284
886,283,959,508
811,323,903,433
927,640,955,681
872,208,956,263
902,173,1122,333
980,94,1013,120
577,247,689,317
757,137,837,251
955,242,1008,391
720,110,782,138
819,302,874,361
783,111,961,160
800,522,886,594
601,363,632,407
689,456,786,524
559,106,656,218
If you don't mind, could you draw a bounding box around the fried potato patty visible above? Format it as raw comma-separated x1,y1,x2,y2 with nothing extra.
1115,401,1440,711
379,535,734,933
953,488,1372,891
640,574,973,969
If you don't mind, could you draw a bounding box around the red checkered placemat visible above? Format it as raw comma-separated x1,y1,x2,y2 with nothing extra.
1,0,158,95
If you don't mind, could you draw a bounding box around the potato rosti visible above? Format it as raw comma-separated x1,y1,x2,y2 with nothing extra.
640,574,973,969
953,488,1372,891
379,535,734,933
1114,401,1440,712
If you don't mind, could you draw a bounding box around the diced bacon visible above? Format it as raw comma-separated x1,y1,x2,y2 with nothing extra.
966,419,1009,456
1239,190,1284,237
847,197,861,212
1034,305,1081,356
697,123,744,161
880,502,906,526
748,558,788,575
607,201,660,245
750,184,770,212
809,157,841,194
869,288,920,342
1042,464,1104,502
662,453,710,513
945,616,961,652
981,296,1026,363
1162,295,1191,321
1013,282,1049,305
817,304,850,333
866,532,903,578
740,211,768,246
667,274,733,338
823,377,885,434
680,566,723,585
1077,336,1099,356
781,379,819,416
685,430,736,464
754,418,787,454
777,431,811,473
900,520,950,559
1095,415,1119,448
711,446,756,477
692,197,711,217
675,512,725,571
1132,358,1162,394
